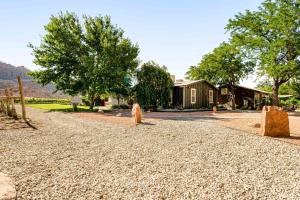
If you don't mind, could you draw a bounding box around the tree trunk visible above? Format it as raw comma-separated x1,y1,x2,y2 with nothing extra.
89,95,95,110
272,81,280,106
117,96,120,105
229,84,236,110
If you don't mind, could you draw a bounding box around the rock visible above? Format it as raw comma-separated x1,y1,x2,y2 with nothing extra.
261,106,290,137
0,173,16,200
212,106,217,113
131,104,142,124
248,123,261,128
116,113,122,117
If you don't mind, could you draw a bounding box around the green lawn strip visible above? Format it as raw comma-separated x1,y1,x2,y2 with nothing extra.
26,104,97,112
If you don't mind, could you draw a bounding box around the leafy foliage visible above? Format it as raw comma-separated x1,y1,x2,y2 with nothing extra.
186,42,253,86
135,61,173,110
22,97,71,104
226,0,300,105
257,77,300,97
29,12,139,109
111,104,130,109
256,78,273,92
290,78,300,96
186,42,254,109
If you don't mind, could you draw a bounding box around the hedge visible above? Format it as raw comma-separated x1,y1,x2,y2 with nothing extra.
17,97,71,104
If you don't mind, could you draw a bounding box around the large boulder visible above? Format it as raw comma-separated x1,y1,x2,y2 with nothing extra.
131,103,142,124
0,173,16,200
261,106,290,137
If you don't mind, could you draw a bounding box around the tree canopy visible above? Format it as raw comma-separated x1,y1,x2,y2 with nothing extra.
257,78,300,96
29,12,139,108
186,42,254,109
135,61,173,110
226,0,300,105
186,42,253,86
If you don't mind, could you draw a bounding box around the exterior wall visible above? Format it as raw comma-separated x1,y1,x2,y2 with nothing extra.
218,86,269,109
183,82,217,109
108,97,127,105
172,87,183,107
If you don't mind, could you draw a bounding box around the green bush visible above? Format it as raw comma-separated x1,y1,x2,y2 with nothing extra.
111,104,129,109
281,97,300,107
18,97,71,104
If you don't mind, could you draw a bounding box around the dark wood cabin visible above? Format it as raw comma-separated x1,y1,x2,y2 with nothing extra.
218,85,270,110
172,80,218,109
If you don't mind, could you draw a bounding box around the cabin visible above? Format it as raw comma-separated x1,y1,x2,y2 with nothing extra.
172,80,218,109
218,85,270,110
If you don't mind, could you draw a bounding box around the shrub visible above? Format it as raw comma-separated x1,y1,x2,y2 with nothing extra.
17,97,71,104
111,104,129,109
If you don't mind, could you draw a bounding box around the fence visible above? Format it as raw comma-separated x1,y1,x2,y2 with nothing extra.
0,76,26,120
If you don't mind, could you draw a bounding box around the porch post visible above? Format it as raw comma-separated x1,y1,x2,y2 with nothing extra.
182,87,186,108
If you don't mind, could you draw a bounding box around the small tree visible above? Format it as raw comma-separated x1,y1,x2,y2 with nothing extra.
186,42,254,109
29,12,139,109
226,0,300,106
109,75,132,104
135,61,173,110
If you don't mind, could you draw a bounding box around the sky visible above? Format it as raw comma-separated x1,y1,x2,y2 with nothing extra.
0,0,263,87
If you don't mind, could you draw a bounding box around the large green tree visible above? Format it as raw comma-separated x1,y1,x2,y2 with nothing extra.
186,42,254,109
226,0,300,106
135,61,173,110
29,12,139,109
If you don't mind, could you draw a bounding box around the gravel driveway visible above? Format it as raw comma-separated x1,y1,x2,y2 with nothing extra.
1,108,300,199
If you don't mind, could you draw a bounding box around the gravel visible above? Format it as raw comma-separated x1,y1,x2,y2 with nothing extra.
1,108,300,199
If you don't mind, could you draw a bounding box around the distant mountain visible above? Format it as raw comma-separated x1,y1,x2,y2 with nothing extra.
0,61,69,98
0,61,31,80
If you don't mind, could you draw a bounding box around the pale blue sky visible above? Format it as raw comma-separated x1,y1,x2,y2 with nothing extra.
0,0,263,86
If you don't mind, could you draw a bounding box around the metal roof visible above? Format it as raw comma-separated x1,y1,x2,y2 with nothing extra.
174,80,218,90
219,84,270,94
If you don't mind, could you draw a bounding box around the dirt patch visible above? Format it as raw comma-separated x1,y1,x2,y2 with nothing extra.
216,113,300,145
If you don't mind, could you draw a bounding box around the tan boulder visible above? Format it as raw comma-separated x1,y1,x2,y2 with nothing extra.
0,173,16,200
131,103,142,124
261,106,290,137
212,106,217,113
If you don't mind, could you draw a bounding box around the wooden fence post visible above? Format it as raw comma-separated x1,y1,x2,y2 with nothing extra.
0,100,3,113
9,89,17,119
5,89,12,116
17,76,26,121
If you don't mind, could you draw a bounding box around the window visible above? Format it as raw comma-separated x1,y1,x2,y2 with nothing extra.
209,90,214,103
243,99,248,108
191,88,196,104
221,88,228,95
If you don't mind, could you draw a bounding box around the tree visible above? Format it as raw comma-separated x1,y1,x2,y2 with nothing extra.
290,79,300,96
186,42,254,109
256,78,300,96
109,74,132,104
256,78,273,92
226,0,300,106
135,61,173,110
29,12,139,109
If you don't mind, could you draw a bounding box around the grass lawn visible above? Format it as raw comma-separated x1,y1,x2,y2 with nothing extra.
27,104,97,112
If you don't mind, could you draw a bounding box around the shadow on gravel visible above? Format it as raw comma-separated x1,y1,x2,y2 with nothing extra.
0,115,38,131
140,122,156,126
278,135,300,140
